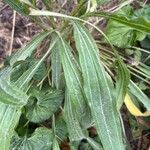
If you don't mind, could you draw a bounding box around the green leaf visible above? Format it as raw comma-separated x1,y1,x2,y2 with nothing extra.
31,60,47,81
0,79,28,106
73,22,125,150
5,0,29,15
0,105,22,150
55,116,68,140
10,31,50,66
116,61,130,110
87,138,103,150
104,7,146,47
52,115,61,150
138,63,150,77
140,36,150,50
53,33,92,128
133,5,150,21
53,138,60,150
10,127,53,150
51,37,63,89
64,91,85,141
96,0,110,5
10,61,29,82
26,88,63,123
105,20,145,47
0,76,28,149
14,39,57,91
84,12,150,33
129,81,150,111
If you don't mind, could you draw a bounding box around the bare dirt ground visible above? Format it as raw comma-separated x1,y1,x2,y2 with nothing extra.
0,0,42,66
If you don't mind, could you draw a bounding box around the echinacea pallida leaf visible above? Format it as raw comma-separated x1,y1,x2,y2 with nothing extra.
0,34,55,149
0,76,28,150
129,80,150,111
5,0,29,15
73,22,125,150
124,93,150,117
55,116,68,140
0,79,28,106
87,137,103,150
10,127,53,150
115,60,130,110
52,115,61,150
0,105,22,150
14,38,57,91
26,88,63,123
51,36,63,89
53,33,92,128
10,31,50,66
64,90,85,141
84,12,150,34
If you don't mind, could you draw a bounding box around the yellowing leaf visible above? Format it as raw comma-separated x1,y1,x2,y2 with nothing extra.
124,94,150,117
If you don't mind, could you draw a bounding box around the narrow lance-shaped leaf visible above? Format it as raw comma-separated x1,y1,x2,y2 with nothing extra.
87,137,103,150
53,138,60,150
10,31,50,66
0,79,28,106
52,33,90,141
128,80,150,111
0,105,22,150
52,115,61,150
73,22,125,150
124,93,150,117
53,33,91,128
15,38,57,90
0,76,28,149
51,36,63,89
84,12,150,34
5,0,29,15
138,63,150,77
64,90,85,141
116,60,130,110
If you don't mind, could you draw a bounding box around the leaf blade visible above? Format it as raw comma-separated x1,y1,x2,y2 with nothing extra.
73,22,125,150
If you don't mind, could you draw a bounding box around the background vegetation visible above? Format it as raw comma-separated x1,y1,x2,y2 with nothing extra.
0,0,150,149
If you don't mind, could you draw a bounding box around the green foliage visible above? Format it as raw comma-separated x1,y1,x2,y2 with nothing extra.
96,0,110,5
10,127,53,149
5,0,30,15
2,1,150,150
26,88,63,123
104,7,146,47
74,22,125,150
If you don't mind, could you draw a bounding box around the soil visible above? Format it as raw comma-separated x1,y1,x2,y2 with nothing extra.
0,0,42,65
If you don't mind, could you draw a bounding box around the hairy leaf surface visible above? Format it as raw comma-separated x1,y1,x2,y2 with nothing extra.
10,31,50,66
73,22,125,150
53,33,92,128
0,105,21,150
129,81,150,111
64,91,85,141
